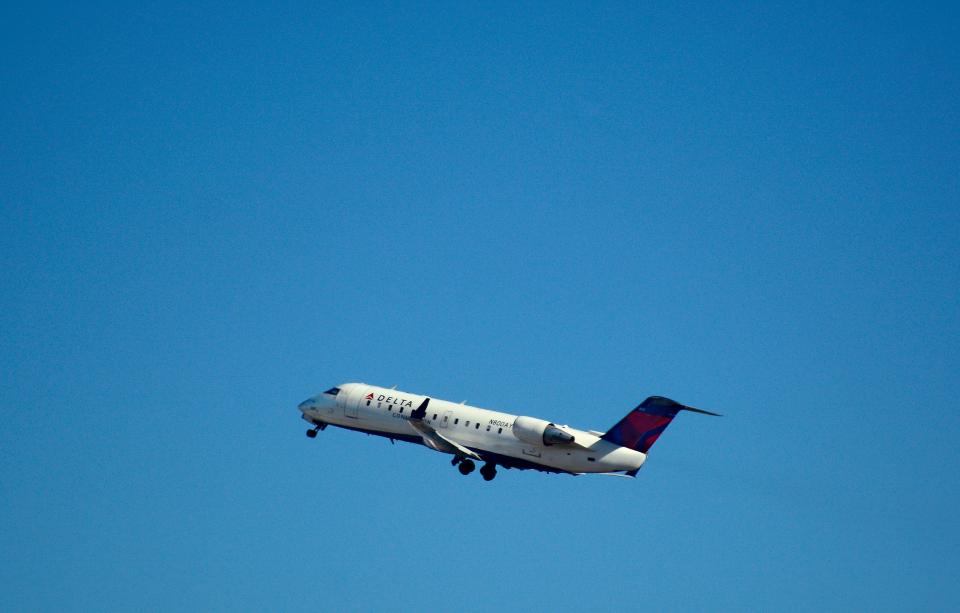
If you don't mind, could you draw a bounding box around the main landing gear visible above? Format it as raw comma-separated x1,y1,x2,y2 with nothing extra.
479,463,497,481
457,459,475,475
452,457,496,480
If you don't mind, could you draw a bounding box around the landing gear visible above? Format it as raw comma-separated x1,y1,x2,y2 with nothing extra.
458,459,476,475
452,458,495,480
479,463,497,481
305,423,325,438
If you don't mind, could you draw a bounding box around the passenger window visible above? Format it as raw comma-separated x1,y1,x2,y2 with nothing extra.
498,428,502,434
486,425,491,431
465,421,470,427
366,400,370,406
454,418,459,425
399,407,404,414
475,423,480,429
388,405,393,410
588,457,596,462
432,413,437,420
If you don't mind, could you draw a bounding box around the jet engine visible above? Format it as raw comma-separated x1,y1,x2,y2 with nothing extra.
512,416,575,446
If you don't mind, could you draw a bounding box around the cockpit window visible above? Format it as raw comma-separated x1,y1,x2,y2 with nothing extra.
323,387,341,396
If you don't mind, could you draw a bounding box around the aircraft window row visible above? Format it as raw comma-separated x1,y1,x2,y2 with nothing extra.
353,402,511,437
416,417,506,436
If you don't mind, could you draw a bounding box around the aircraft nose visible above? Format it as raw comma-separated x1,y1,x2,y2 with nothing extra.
298,398,315,413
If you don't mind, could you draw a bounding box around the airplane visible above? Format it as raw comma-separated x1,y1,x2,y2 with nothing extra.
297,382,719,481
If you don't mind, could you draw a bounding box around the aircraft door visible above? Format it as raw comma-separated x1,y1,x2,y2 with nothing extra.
440,410,453,428
344,386,362,418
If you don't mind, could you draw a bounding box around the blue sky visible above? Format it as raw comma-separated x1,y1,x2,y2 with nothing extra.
1,2,958,610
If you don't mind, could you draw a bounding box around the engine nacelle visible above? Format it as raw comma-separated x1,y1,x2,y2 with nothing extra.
512,416,575,446
543,425,575,445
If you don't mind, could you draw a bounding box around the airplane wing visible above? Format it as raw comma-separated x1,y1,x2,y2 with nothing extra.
408,419,483,460
563,470,637,478
407,398,482,461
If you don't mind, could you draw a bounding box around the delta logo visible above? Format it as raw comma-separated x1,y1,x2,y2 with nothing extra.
370,392,414,407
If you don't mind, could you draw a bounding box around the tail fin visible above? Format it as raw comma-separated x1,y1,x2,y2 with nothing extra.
601,396,720,453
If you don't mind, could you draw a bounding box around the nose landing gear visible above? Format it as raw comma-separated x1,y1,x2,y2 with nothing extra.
305,423,326,438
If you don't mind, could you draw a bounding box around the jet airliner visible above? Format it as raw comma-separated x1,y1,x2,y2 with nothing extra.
298,383,719,480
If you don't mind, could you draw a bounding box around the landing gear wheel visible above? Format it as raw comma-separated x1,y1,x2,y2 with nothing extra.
480,463,497,481
458,460,476,475
306,428,318,438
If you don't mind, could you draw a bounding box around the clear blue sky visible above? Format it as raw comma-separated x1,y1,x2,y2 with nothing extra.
2,2,958,610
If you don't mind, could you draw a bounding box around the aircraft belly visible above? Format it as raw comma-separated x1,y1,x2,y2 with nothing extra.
311,407,411,438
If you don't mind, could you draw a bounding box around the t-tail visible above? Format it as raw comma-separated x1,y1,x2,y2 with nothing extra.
601,396,721,454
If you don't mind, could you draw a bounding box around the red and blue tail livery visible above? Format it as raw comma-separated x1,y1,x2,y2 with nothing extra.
601,396,721,453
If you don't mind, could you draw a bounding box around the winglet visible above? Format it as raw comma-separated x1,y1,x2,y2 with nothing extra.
410,398,429,420
406,406,482,461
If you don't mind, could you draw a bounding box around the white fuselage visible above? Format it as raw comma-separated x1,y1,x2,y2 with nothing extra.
299,383,646,474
